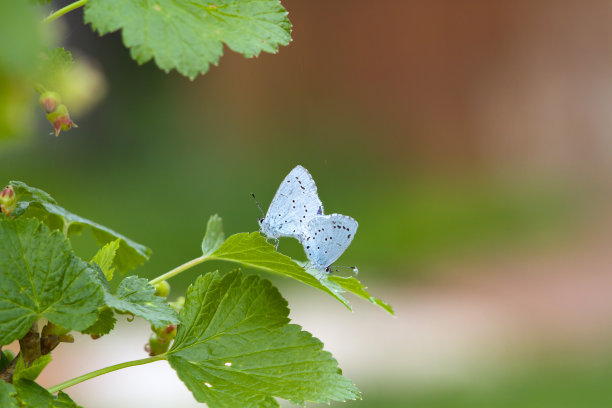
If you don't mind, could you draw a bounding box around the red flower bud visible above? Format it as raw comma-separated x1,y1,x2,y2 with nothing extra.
39,91,62,113
0,185,17,216
46,104,77,136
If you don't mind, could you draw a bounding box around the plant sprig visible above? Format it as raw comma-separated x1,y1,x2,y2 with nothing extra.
0,181,391,407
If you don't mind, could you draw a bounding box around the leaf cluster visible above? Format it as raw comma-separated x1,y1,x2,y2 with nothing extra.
1,181,392,407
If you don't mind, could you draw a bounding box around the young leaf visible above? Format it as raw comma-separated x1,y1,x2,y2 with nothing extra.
0,381,18,408
53,391,83,408
81,306,116,337
11,180,151,273
84,0,292,79
91,238,121,281
207,232,352,309
328,276,395,315
104,276,179,328
201,214,225,256
13,354,52,382
0,218,104,346
167,270,360,408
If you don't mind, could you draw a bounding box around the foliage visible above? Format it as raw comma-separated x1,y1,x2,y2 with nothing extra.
84,0,292,79
0,181,391,407
0,2,389,407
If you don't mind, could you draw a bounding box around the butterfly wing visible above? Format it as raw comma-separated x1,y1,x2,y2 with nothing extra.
302,214,358,270
260,165,324,240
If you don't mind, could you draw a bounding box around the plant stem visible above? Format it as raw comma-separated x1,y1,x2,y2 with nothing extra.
43,0,88,24
149,255,209,286
47,354,165,394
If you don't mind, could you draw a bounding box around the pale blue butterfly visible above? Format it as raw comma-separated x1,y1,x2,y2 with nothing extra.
302,214,358,273
256,165,323,242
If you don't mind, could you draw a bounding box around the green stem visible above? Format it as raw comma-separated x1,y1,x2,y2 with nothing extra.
43,0,88,24
149,255,209,286
47,354,165,394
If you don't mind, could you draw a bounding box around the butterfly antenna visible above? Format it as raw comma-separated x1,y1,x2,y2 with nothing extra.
250,193,265,218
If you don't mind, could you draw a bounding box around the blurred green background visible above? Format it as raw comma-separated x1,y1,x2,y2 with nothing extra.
4,1,612,407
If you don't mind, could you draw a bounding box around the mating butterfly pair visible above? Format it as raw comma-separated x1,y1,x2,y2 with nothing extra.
256,165,358,273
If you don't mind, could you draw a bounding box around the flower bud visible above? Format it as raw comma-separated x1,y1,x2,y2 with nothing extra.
146,333,169,356
46,103,77,136
154,280,170,297
0,185,17,216
39,91,61,113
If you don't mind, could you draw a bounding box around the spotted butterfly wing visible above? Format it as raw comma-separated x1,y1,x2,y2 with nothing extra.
259,165,324,240
302,214,358,271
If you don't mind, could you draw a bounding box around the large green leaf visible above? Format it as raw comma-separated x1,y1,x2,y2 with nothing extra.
104,276,179,328
167,271,360,408
0,218,104,345
0,381,18,408
11,180,151,273
206,230,393,313
84,0,292,79
207,232,352,308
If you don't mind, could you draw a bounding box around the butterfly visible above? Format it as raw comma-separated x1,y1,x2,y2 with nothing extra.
256,165,323,242
255,165,358,274
302,214,358,273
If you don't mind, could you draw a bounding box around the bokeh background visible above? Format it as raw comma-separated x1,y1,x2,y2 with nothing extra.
4,0,612,407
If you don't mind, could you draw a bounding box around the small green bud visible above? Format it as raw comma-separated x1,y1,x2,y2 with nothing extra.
154,280,170,297
145,333,169,356
157,324,177,343
169,296,185,314
38,91,61,113
0,185,17,216
46,103,77,136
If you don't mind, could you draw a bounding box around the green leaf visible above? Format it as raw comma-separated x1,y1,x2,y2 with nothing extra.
328,276,395,315
91,239,120,281
208,232,352,309
13,354,52,382
11,180,151,273
53,391,83,408
0,381,18,408
81,306,116,337
84,0,292,79
167,271,360,408
105,276,179,328
13,379,53,408
201,214,225,256
0,218,104,346
11,180,56,205
37,47,74,89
